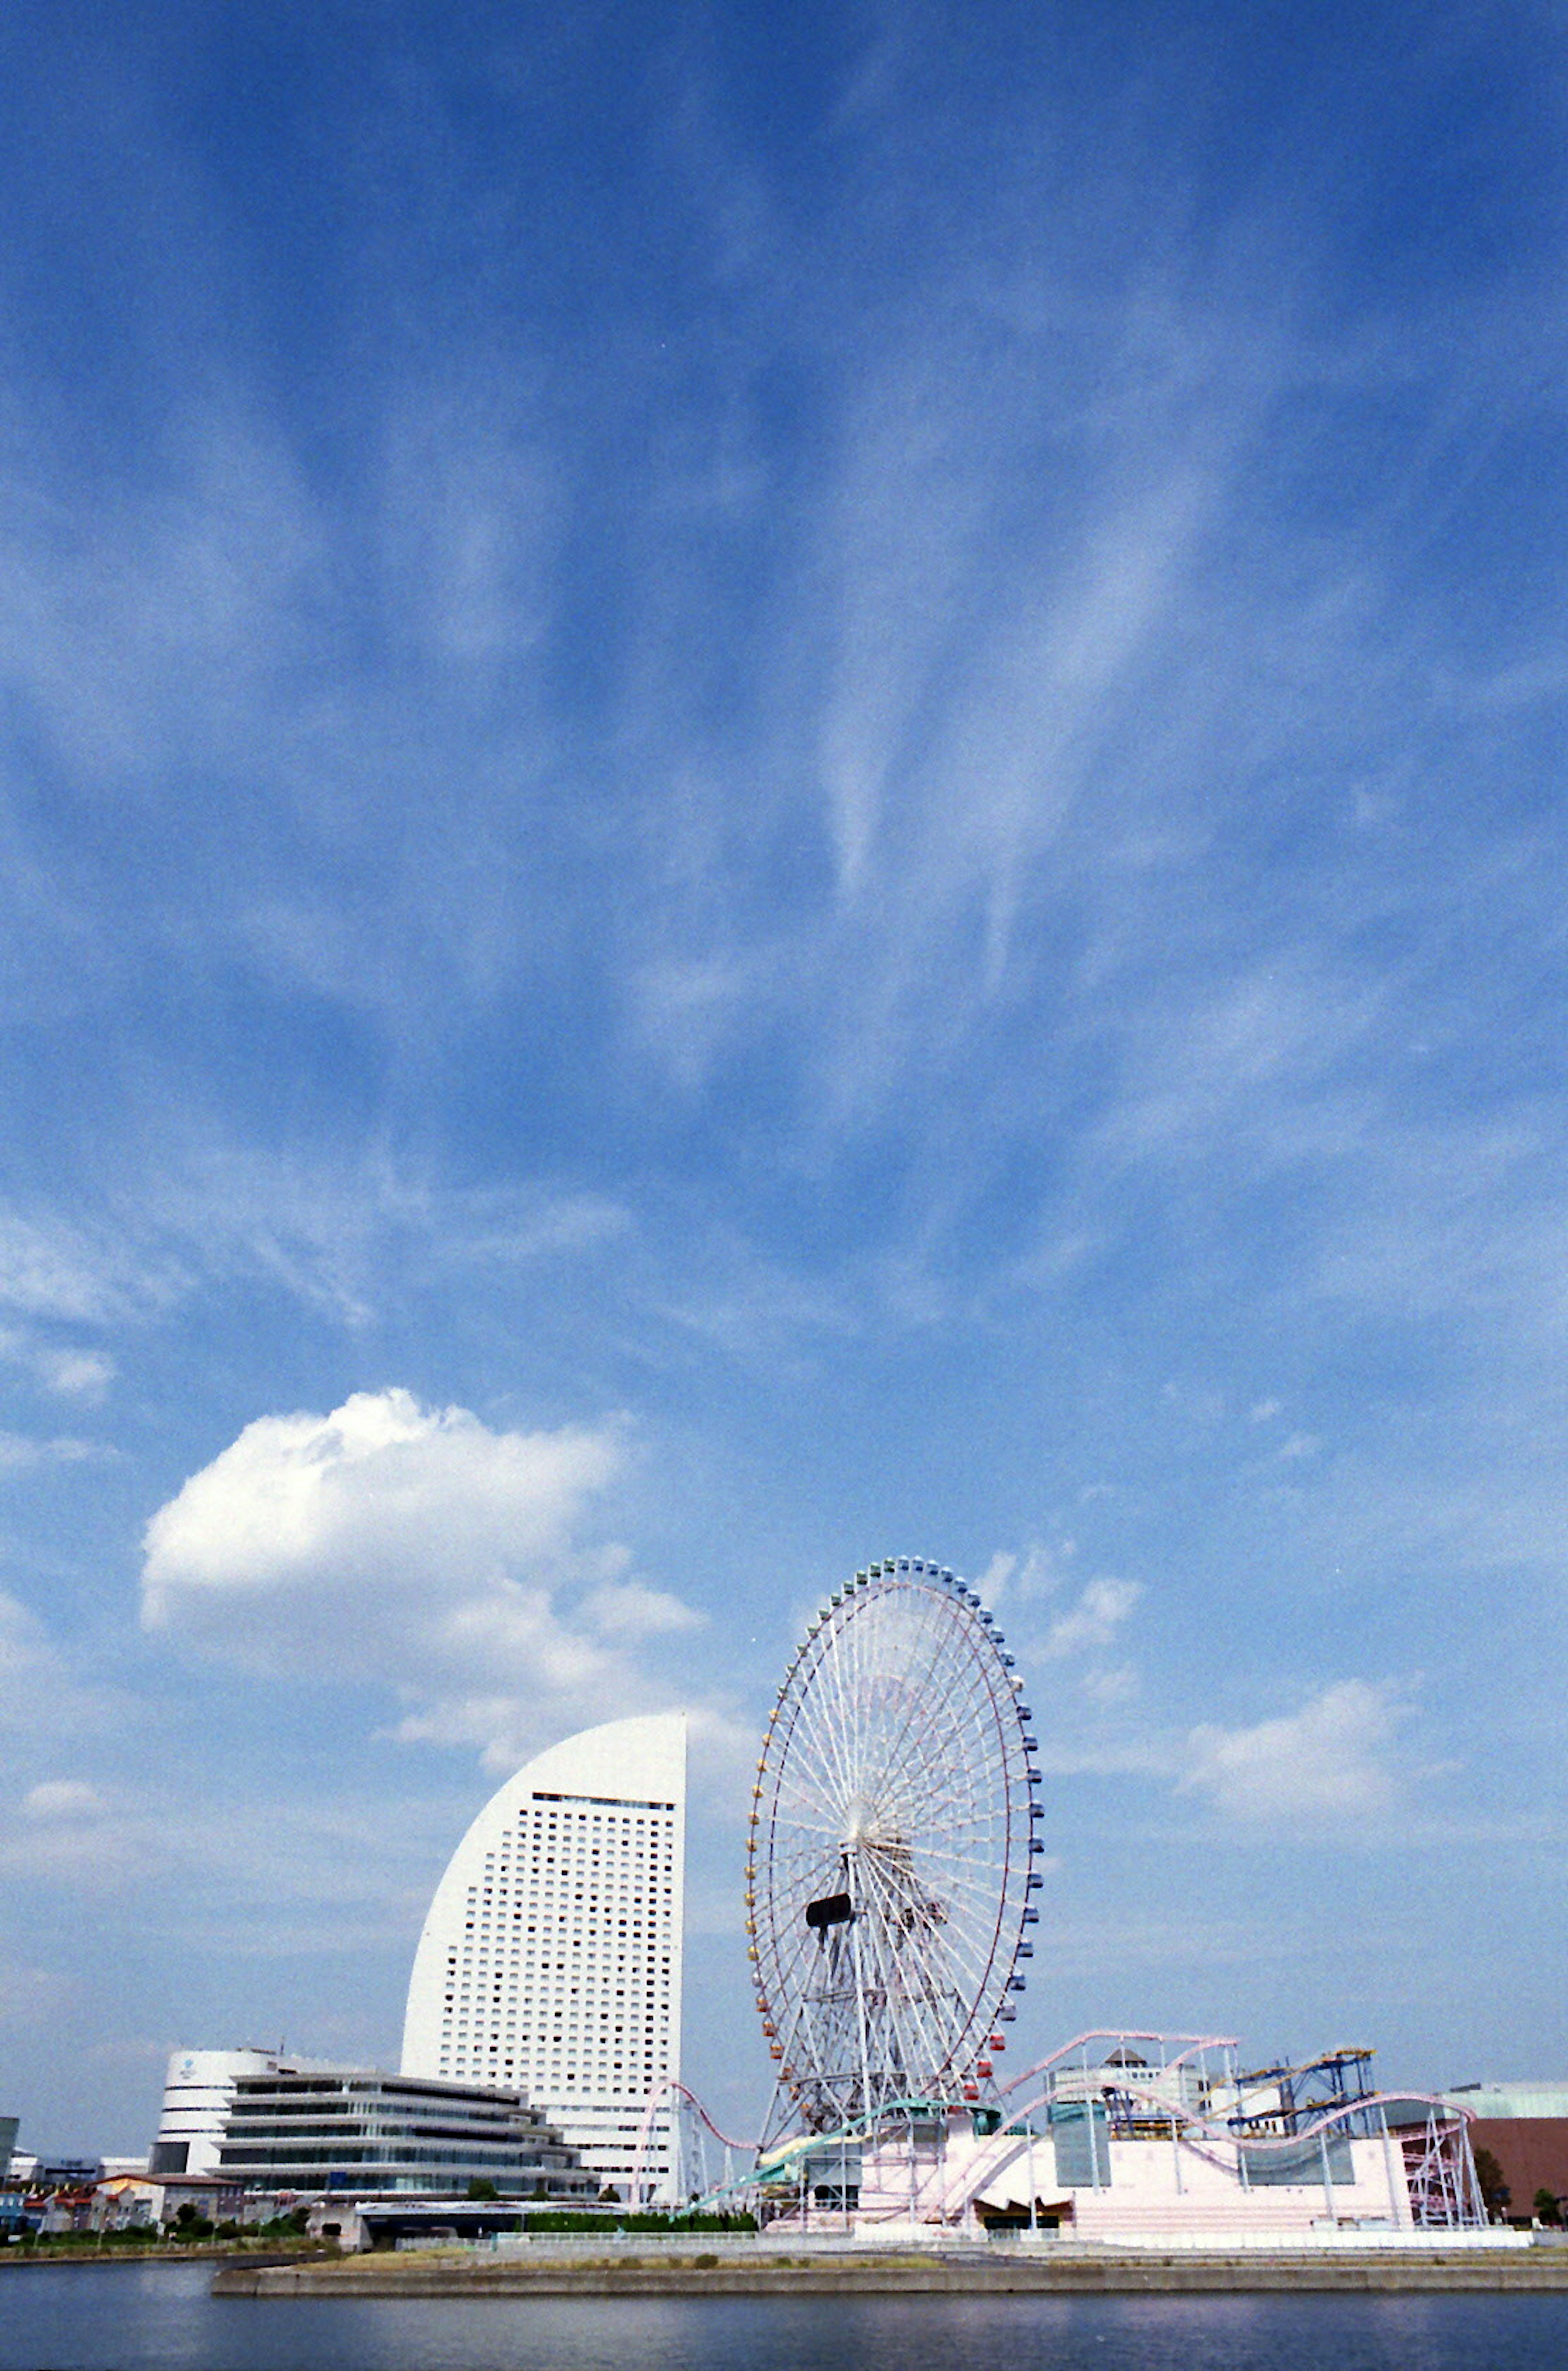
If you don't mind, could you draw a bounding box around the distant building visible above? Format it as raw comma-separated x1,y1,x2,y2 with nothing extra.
151,2048,312,2175
1445,2082,1568,2214
93,2171,248,2231
25,2155,103,2189
0,2116,16,2181
1446,2081,1568,2119
214,2063,596,2200
401,1712,686,2197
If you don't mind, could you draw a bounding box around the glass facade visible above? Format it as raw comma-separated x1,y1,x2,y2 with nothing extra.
216,2068,598,2200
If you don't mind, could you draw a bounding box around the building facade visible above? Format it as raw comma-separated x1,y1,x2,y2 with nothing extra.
94,2171,249,2230
215,2064,595,2200
1443,2083,1568,2215
401,1712,686,2196
151,2048,303,2175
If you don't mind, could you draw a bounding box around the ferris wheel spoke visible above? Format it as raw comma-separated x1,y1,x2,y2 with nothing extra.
849,1873,967,2085
783,1652,853,1809
781,1693,861,1813
860,1602,989,1797
873,1659,1010,1802
764,1784,848,1831
820,1614,866,1800
776,1730,860,1823
870,1702,1007,1832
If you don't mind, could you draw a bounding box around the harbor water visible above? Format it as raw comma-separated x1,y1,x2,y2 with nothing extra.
3,2262,1568,2371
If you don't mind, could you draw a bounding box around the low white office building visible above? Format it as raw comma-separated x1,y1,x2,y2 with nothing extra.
151,2048,314,2176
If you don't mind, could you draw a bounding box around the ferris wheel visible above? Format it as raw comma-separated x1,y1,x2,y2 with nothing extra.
746,1556,1042,2139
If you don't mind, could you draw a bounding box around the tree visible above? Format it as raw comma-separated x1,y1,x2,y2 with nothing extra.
466,2178,499,2201
1534,2187,1562,2227
1473,2147,1511,2217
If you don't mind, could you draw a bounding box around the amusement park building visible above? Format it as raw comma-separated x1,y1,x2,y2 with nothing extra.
732,1560,1489,2248
763,2039,1488,2244
401,1713,686,2197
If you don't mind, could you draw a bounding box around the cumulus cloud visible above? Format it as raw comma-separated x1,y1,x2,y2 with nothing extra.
140,1388,702,1765
1181,1679,1406,1824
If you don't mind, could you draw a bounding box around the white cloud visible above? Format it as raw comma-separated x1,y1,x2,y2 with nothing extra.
2,1779,138,1879
33,1348,115,1402
0,1589,111,1739
140,1387,701,1765
0,1212,116,1321
22,1779,105,1819
0,1207,170,1324
0,1430,102,1470
0,1772,465,1912
975,1550,1017,1601
1181,1679,1405,1825
979,1544,1071,1610
0,1591,58,1691
1080,1663,1140,1707
0,1325,111,1403
1041,1576,1142,1659
586,1581,705,1636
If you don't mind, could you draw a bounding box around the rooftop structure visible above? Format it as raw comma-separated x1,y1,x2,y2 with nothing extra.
1444,2082,1568,2119
215,2063,595,2200
401,1713,686,2195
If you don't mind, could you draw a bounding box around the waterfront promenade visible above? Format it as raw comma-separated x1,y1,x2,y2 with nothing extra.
216,2237,1568,2297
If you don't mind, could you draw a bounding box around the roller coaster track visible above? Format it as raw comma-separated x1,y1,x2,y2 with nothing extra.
629,2080,764,2205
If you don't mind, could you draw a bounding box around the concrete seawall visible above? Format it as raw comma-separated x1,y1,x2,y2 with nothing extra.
214,2244,1568,2297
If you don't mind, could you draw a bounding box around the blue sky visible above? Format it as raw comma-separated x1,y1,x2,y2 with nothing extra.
0,0,1565,2153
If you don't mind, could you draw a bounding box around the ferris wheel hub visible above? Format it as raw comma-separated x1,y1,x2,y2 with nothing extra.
842,1795,876,1847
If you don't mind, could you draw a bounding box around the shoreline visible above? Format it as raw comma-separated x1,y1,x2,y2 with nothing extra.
214,2243,1568,2297
0,2246,324,2272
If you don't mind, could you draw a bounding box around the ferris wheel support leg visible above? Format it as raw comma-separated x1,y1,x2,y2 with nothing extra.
849,1902,873,2131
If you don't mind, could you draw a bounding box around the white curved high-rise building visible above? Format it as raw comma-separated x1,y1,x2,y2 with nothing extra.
401,1712,686,2195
